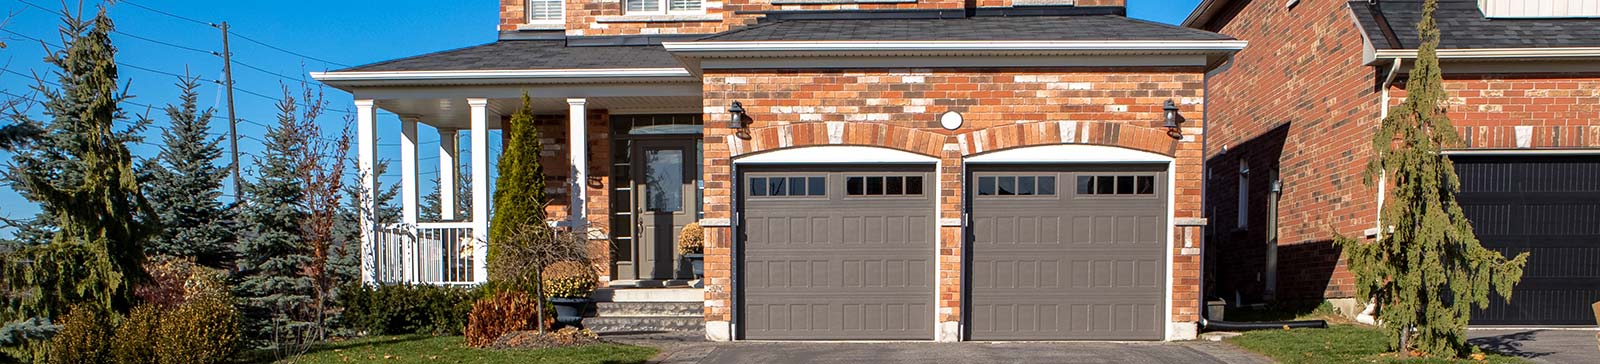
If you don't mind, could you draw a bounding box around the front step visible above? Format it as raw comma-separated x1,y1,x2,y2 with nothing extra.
585,316,703,334
597,301,702,317
593,287,702,302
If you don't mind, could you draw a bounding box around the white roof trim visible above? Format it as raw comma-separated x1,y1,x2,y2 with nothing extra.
966,144,1173,163
663,40,1248,53
733,146,937,164
309,68,693,82
1372,47,1600,61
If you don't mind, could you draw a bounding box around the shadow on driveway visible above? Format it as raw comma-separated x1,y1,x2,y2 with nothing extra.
1469,329,1598,364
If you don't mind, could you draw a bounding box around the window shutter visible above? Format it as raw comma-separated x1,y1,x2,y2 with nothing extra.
528,0,563,22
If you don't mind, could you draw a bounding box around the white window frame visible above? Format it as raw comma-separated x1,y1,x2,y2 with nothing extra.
625,0,705,16
526,0,564,26
1237,160,1250,230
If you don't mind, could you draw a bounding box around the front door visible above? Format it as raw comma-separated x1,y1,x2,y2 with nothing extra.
633,139,699,280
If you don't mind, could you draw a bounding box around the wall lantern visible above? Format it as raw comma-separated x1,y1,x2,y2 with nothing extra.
1162,99,1185,129
727,101,747,129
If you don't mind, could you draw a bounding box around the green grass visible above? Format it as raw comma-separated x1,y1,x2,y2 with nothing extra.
269,335,658,364
1227,325,1525,364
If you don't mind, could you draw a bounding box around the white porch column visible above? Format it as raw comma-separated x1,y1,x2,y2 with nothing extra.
468,98,491,283
438,129,459,221
567,98,588,231
355,99,378,284
400,116,420,283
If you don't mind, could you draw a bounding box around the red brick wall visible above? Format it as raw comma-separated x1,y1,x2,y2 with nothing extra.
502,0,1124,35
1390,74,1600,149
697,66,1209,327
522,111,615,278
1199,0,1381,303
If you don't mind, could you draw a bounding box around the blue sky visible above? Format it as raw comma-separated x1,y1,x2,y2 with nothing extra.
0,0,1202,230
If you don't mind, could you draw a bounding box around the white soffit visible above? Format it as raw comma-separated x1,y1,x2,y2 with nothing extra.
965,144,1173,163
733,146,938,164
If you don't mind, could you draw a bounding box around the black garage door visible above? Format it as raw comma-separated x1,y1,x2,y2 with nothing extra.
1456,155,1600,326
967,164,1168,340
738,165,936,340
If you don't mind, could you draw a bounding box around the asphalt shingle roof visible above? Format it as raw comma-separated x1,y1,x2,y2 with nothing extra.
337,40,681,72
1349,0,1600,49
699,15,1235,42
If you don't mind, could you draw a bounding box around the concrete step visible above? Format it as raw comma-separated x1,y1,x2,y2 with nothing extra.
593,288,703,303
595,301,702,317
584,316,703,334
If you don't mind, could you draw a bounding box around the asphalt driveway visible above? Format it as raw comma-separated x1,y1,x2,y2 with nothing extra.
1470,329,1599,364
643,340,1266,364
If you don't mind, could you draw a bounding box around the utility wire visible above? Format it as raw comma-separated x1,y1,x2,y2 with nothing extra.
226,31,350,68
112,30,219,56
119,0,216,28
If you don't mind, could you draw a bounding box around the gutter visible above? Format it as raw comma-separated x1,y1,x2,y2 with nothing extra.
308,68,694,82
1370,47,1600,63
662,40,1250,53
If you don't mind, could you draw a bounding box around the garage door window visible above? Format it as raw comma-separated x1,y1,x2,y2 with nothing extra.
749,176,825,197
846,175,924,196
976,175,1056,196
1075,175,1156,195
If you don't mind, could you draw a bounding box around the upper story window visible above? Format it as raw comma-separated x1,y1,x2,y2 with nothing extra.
626,0,704,15
1480,0,1600,18
527,0,563,24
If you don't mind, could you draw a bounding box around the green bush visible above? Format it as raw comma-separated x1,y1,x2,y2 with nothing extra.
48,305,112,364
154,270,239,364
111,305,161,364
336,283,477,336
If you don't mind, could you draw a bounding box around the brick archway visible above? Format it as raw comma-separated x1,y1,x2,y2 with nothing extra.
956,121,1178,157
725,122,949,158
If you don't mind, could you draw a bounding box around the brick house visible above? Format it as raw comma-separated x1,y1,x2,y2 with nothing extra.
314,0,1244,341
1185,0,1600,326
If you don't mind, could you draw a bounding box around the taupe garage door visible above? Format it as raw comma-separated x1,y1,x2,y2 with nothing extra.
968,164,1168,340
738,165,936,340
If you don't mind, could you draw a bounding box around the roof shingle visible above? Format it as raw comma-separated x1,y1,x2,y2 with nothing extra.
699,15,1235,42
338,41,682,72
1349,0,1600,49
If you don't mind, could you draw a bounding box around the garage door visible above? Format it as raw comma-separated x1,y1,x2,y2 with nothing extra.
738,165,936,340
968,164,1168,340
1455,155,1600,326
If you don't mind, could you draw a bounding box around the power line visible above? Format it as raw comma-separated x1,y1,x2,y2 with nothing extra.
119,0,216,28
226,31,350,68
112,30,219,56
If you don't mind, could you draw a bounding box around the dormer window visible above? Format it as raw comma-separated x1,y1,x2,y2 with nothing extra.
528,0,563,25
626,0,704,15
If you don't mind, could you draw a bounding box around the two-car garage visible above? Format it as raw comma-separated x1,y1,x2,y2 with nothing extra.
732,146,1172,341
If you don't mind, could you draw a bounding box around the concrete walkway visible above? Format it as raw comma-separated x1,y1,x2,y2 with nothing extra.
607,333,1269,364
1469,329,1599,364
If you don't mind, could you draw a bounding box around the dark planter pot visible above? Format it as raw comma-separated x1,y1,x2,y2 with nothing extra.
549,297,589,330
683,253,705,277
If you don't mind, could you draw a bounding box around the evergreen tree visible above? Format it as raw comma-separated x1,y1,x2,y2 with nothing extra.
2,7,156,324
419,173,471,222
144,76,235,268
487,93,547,281
330,160,399,284
234,91,314,347
1335,0,1529,358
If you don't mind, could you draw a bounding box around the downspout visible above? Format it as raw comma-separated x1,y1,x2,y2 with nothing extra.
1356,56,1405,326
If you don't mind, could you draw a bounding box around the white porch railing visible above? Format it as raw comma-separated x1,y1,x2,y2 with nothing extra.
372,222,482,285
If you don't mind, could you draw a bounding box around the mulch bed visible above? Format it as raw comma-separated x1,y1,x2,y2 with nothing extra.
490,327,604,350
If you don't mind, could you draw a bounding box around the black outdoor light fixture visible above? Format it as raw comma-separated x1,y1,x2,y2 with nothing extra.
727,100,746,129
1162,99,1185,129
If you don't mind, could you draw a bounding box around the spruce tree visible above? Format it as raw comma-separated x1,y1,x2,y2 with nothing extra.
331,160,399,285
144,76,235,268
2,7,156,323
419,173,471,222
487,93,547,281
234,90,314,347
1335,0,1529,358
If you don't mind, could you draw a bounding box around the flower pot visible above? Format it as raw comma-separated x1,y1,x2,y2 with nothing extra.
683,253,705,277
549,297,589,330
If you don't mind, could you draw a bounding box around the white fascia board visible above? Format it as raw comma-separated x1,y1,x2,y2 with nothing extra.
1371,47,1600,62
308,68,693,82
662,40,1249,53
965,144,1174,164
733,146,937,164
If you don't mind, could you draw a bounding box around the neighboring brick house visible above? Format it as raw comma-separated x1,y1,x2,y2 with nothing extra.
315,0,1245,341
1185,0,1600,326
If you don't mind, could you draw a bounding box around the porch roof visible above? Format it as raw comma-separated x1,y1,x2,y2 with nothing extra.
336,40,682,72
1350,0,1600,50
698,14,1236,42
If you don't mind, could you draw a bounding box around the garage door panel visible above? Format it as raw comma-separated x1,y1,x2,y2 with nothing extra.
969,166,1167,340
740,167,935,340
1457,156,1600,326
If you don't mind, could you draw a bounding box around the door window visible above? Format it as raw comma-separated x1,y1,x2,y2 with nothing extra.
645,149,684,212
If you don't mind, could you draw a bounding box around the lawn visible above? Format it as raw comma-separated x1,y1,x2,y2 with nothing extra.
267,335,658,364
1227,325,1525,364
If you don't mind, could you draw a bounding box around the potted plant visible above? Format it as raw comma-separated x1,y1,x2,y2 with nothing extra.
542,260,598,330
679,223,705,280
